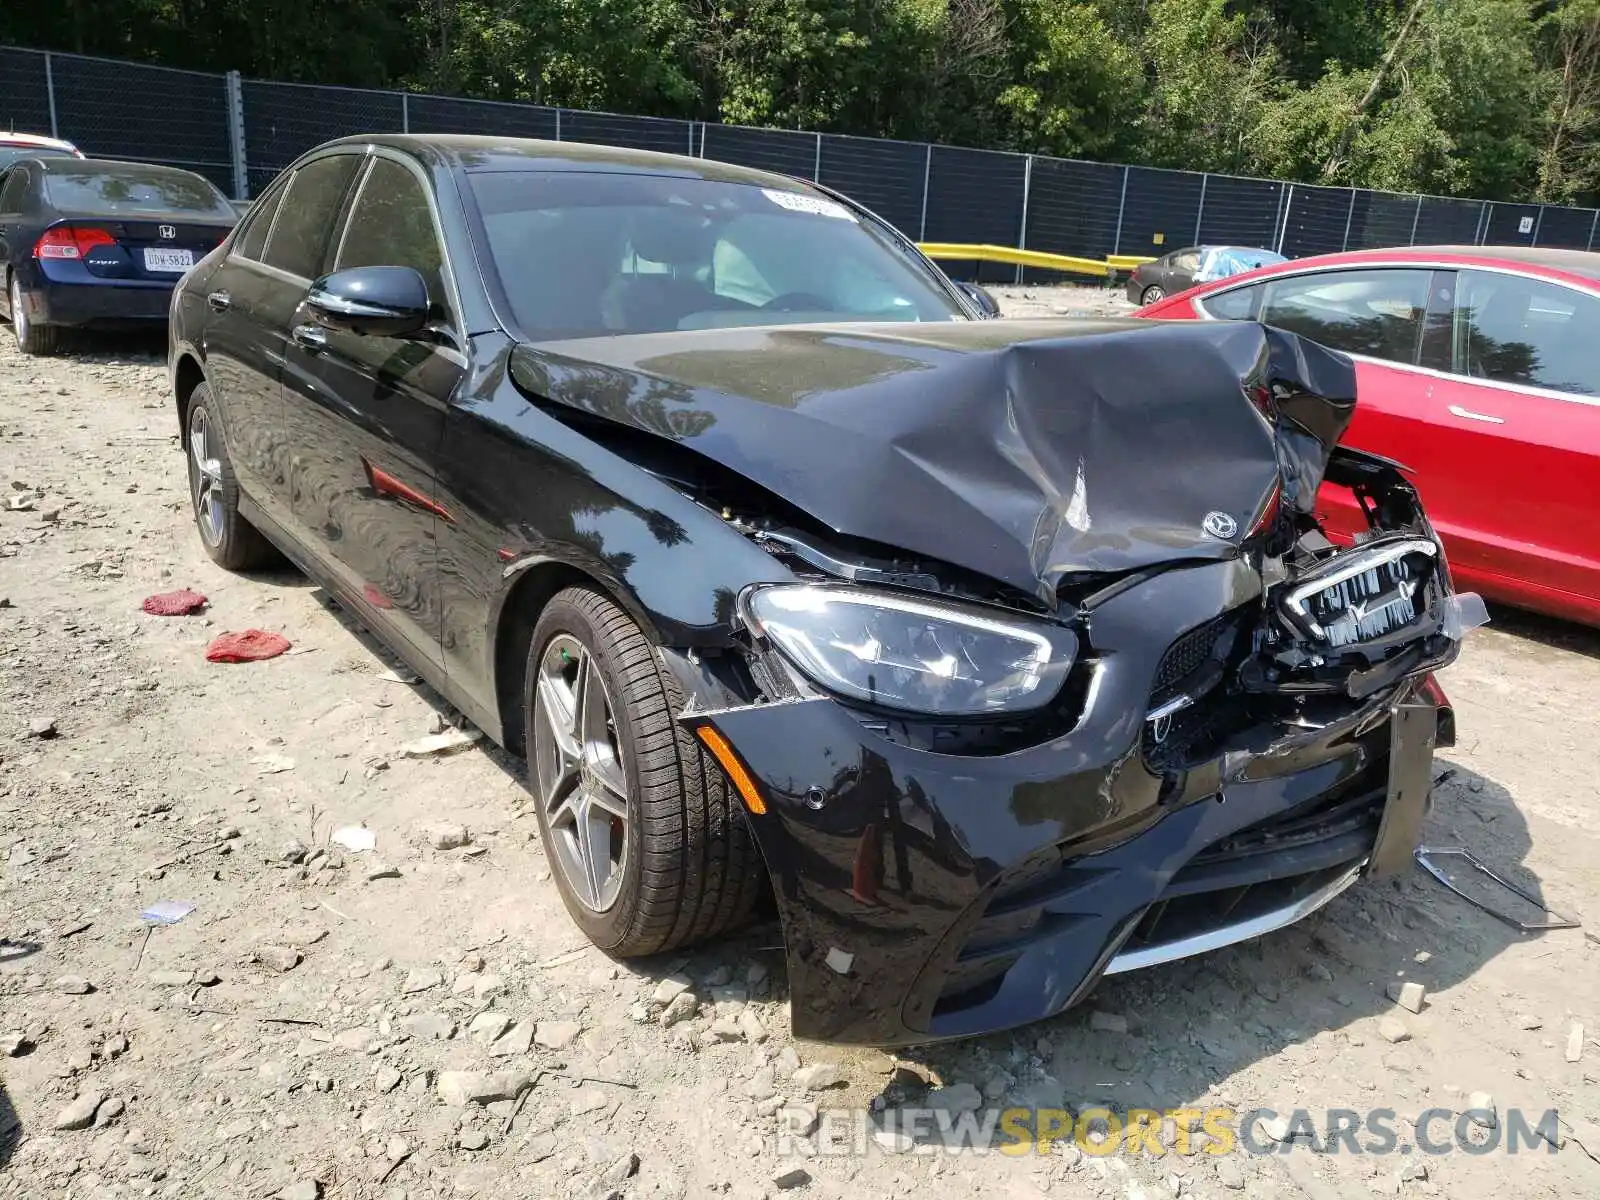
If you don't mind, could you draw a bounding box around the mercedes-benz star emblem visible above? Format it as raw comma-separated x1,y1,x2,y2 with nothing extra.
1202,511,1238,540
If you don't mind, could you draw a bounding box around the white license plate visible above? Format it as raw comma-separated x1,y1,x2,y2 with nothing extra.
143,248,194,273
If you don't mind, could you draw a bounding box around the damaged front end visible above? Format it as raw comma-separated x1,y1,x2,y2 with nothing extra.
516,319,1484,1044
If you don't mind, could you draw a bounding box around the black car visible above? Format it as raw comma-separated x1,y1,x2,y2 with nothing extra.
168,135,1482,1045
0,156,237,354
1125,244,1287,306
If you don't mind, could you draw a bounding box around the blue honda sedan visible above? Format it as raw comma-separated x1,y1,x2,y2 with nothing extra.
0,156,237,354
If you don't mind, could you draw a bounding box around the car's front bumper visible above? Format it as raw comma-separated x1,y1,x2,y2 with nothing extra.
688,558,1456,1046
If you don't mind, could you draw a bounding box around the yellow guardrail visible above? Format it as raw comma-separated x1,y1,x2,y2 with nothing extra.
916,243,1156,279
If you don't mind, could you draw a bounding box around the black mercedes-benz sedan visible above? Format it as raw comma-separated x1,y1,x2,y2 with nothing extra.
1,156,238,354
168,134,1484,1045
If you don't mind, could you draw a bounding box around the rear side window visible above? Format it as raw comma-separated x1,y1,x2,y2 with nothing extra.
43,165,233,216
235,180,288,262
1455,270,1600,396
262,155,361,280
1199,282,1263,320
335,158,450,321
1259,268,1430,362
0,167,29,211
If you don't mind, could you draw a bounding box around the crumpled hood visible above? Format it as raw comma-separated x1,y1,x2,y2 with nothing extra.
509,318,1357,605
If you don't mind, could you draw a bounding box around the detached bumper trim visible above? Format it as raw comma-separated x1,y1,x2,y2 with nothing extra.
1102,858,1366,976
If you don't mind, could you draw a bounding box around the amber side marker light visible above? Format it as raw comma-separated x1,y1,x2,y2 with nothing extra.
695,725,767,815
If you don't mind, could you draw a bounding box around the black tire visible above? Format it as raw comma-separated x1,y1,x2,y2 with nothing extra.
1141,284,1166,306
8,272,62,356
184,383,279,570
525,586,765,957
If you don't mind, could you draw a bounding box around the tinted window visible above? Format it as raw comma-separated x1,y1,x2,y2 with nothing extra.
1260,268,1430,362
1199,282,1263,320
262,155,361,280
0,167,29,211
43,164,233,217
336,158,448,320
1171,250,1202,274
468,170,964,339
235,180,287,262
1455,270,1600,396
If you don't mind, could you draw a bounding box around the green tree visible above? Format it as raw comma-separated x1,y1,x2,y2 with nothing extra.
1536,0,1600,204
1138,0,1284,174
994,0,1145,160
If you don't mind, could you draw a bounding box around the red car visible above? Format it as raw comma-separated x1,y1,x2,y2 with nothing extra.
1138,246,1600,627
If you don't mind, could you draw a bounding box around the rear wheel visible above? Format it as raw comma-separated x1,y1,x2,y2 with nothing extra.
8,273,61,356
185,384,278,570
1140,284,1166,306
525,586,765,957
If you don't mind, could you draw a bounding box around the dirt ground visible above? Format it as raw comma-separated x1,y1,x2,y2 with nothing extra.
3,286,1600,1200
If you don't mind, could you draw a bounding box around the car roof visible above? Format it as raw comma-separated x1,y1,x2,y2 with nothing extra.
0,131,77,151
318,133,817,193
33,156,215,179
1250,244,1600,283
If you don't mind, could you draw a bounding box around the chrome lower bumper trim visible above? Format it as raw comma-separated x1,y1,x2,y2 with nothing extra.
1102,860,1367,976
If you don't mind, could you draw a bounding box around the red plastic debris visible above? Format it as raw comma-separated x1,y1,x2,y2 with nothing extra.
142,589,208,616
205,629,291,663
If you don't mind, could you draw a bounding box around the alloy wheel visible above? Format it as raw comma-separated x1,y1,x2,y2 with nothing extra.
10,276,28,348
1142,285,1165,305
532,633,632,912
188,404,226,546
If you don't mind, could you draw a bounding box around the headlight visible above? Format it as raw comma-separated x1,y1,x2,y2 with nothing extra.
742,584,1076,716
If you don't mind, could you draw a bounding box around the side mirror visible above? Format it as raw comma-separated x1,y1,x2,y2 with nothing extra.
955,280,1001,319
307,265,430,337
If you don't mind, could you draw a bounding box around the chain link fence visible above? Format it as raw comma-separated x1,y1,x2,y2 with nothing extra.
5,43,1599,278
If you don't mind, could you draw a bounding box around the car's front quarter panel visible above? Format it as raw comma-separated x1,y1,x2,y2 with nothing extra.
431,335,800,741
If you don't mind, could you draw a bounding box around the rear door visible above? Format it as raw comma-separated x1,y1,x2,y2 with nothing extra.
1166,248,1203,293
0,166,35,298
1427,269,1600,607
208,153,364,539
278,152,464,666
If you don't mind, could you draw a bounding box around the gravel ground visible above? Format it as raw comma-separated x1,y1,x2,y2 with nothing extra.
3,290,1600,1200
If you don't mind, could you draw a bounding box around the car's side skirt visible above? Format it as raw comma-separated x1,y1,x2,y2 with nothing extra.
236,490,506,747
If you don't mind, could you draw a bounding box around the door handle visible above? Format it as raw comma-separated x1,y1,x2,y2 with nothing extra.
1447,404,1505,425
292,323,328,352
206,290,231,312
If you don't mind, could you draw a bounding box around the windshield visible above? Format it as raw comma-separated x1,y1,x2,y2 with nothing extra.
468,170,966,339
43,164,234,217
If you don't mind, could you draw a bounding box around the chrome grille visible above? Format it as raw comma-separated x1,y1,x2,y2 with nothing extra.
1282,539,1438,649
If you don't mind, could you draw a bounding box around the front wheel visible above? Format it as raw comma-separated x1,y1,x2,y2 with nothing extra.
525,586,765,957
9,274,61,356
1140,284,1166,306
185,384,279,570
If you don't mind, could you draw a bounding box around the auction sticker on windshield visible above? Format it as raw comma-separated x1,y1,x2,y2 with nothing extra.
762,189,855,221
143,248,194,273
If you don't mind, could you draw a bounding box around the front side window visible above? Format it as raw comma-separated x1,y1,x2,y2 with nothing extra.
262,154,361,280
1454,270,1600,397
43,164,233,217
336,157,449,321
468,170,965,340
1259,268,1431,362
